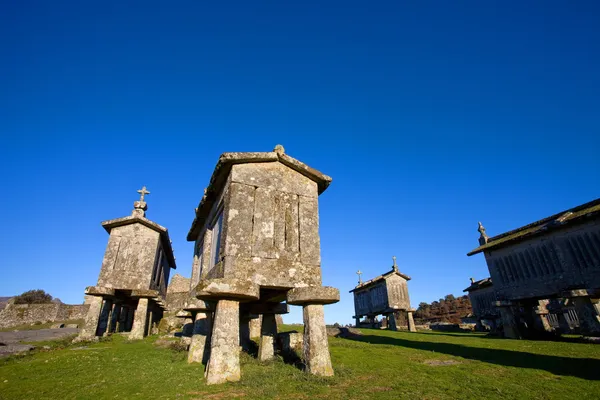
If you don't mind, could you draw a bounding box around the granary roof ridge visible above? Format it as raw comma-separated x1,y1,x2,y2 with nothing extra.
349,269,411,293
186,147,333,241
467,197,600,256
462,277,492,292
101,215,177,269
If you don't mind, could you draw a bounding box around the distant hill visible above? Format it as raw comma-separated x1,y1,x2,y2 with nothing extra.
414,294,472,324
0,296,14,311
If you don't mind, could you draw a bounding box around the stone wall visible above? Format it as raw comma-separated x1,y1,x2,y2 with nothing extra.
0,303,89,329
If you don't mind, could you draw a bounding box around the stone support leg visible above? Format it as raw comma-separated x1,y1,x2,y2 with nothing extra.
388,313,398,331
497,304,521,339
130,298,149,340
96,298,113,337
77,295,104,340
302,304,333,377
205,300,241,385
108,304,121,334
188,312,213,364
572,296,600,336
532,301,553,334
354,316,360,328
407,311,416,332
258,314,278,361
249,315,262,338
239,314,251,351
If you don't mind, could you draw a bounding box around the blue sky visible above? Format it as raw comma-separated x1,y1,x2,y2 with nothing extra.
1,1,599,324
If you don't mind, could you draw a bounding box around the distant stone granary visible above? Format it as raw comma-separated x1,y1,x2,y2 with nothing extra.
468,198,600,338
463,277,499,331
350,257,416,332
77,187,176,341
186,145,339,385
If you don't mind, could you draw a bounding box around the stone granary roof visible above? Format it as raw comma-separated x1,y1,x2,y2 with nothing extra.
101,214,177,270
467,197,600,256
349,269,411,293
463,277,492,293
187,146,333,241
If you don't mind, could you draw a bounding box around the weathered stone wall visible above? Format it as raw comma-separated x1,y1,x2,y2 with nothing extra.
484,218,600,300
0,303,90,328
97,224,161,291
195,162,323,289
386,274,411,310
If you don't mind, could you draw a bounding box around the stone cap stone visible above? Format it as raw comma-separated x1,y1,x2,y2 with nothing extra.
101,215,177,270
187,147,333,241
176,310,192,318
195,278,260,301
85,286,115,296
287,286,340,305
131,289,160,299
183,299,215,312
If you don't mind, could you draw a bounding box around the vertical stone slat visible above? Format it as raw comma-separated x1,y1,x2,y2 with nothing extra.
299,196,320,265
284,193,300,255
225,183,255,259
252,187,276,258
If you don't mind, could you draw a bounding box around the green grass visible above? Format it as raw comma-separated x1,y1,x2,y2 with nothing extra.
1,328,599,399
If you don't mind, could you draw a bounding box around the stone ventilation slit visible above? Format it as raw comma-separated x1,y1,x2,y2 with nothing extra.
529,247,545,276
536,245,553,275
297,196,302,255
250,186,258,256
575,235,594,269
567,238,586,269
548,244,563,272
542,244,557,275
583,233,600,264
565,238,584,270
524,249,539,276
517,252,531,279
512,254,525,281
506,256,517,282
496,259,507,285
522,251,536,278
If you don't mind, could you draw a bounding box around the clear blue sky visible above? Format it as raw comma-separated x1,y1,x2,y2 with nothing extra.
1,1,599,324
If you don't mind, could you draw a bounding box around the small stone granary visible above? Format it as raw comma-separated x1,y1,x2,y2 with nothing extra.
186,145,339,385
77,187,176,341
350,256,416,332
463,277,499,331
468,198,600,338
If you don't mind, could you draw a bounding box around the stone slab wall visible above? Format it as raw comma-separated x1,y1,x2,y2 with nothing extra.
97,224,161,291
484,218,600,300
0,303,90,329
468,285,498,318
196,162,323,289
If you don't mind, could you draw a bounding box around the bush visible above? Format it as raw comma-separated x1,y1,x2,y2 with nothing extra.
13,290,53,305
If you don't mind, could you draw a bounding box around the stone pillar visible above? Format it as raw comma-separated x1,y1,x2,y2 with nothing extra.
532,301,553,334
571,295,600,336
205,300,241,385
495,301,521,339
303,304,334,376
249,315,262,338
354,316,360,328
96,298,113,336
188,312,212,364
407,311,417,332
258,313,278,361
147,309,153,337
130,298,149,340
77,295,103,341
387,313,398,331
126,307,135,331
108,304,121,334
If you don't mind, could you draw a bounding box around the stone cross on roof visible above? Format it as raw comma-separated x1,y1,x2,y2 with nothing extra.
392,256,398,272
356,270,363,284
137,186,150,202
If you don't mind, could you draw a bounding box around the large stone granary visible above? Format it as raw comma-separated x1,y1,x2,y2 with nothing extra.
186,145,339,384
77,187,176,341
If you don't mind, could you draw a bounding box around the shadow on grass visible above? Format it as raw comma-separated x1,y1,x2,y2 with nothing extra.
346,334,600,380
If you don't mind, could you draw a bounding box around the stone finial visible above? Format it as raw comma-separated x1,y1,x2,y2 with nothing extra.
273,144,285,155
470,277,475,284
132,186,150,217
356,270,363,284
392,256,398,272
478,222,489,245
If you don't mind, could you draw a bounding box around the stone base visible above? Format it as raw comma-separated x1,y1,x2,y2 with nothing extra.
205,300,241,385
302,304,334,377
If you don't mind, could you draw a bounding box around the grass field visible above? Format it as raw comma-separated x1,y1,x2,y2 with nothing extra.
1,327,599,399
